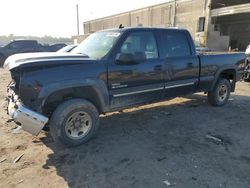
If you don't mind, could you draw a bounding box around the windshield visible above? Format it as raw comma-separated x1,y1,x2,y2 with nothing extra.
72,31,121,59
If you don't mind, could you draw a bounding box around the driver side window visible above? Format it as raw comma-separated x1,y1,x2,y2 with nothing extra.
120,32,159,60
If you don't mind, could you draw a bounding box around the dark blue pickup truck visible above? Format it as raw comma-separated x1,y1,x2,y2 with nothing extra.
0,40,67,66
4,27,246,147
0,40,44,66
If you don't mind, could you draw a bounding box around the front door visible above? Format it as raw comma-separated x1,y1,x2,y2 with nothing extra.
108,30,165,109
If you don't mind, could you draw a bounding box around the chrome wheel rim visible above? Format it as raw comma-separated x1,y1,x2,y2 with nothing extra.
218,84,228,102
65,111,92,139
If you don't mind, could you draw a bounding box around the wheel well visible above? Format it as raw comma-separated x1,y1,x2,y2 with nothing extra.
42,87,104,115
219,69,236,91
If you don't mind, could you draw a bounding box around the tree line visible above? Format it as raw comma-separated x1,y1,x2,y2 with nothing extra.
0,34,72,46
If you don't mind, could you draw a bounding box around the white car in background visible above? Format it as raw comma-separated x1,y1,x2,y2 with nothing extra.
245,44,250,56
244,44,250,82
57,44,77,53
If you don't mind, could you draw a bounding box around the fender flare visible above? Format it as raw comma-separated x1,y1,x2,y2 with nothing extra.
210,65,237,91
39,78,109,113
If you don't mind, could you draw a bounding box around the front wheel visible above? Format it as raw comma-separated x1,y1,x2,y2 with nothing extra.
49,99,100,147
207,78,231,106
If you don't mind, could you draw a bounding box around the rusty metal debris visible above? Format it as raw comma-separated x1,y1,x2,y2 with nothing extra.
0,158,7,163
13,154,24,163
206,134,222,142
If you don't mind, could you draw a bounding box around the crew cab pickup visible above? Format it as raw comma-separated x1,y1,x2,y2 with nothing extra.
4,27,246,147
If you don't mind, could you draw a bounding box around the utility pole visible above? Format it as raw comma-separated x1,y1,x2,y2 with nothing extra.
76,4,80,35
173,0,176,27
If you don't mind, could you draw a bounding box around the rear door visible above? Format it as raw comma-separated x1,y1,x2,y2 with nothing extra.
160,30,200,97
108,30,165,109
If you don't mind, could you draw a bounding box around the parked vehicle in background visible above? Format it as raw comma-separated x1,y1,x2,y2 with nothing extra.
4,27,246,147
245,44,250,56
244,68,250,82
0,39,44,66
244,44,250,81
194,41,211,54
0,40,68,66
46,43,66,52
57,44,77,52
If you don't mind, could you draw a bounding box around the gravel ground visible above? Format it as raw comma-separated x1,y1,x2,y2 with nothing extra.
0,67,250,188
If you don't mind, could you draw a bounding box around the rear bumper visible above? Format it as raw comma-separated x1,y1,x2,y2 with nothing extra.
8,92,48,136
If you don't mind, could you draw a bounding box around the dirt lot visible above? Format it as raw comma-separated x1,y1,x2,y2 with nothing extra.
0,67,250,188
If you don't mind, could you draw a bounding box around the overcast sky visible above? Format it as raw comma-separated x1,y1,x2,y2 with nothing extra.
0,0,169,38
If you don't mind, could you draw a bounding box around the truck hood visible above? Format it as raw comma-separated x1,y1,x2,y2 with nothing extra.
4,52,91,70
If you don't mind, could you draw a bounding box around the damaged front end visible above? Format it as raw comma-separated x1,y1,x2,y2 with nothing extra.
6,56,49,136
7,83,48,135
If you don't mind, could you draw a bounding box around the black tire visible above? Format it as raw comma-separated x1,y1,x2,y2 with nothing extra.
49,99,100,147
207,78,231,106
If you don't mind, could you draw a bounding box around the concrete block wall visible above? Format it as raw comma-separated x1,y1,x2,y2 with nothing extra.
175,0,207,37
83,0,209,42
206,27,230,51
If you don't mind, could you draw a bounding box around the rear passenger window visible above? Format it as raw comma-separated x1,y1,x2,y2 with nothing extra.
120,32,159,60
162,32,191,58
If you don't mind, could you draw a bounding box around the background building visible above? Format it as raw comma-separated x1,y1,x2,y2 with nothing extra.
74,0,250,51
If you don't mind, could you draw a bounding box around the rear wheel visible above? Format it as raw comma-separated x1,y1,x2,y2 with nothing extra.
207,78,231,106
49,99,100,147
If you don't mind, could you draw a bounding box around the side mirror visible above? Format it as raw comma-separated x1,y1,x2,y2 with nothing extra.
115,53,137,65
115,52,146,65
